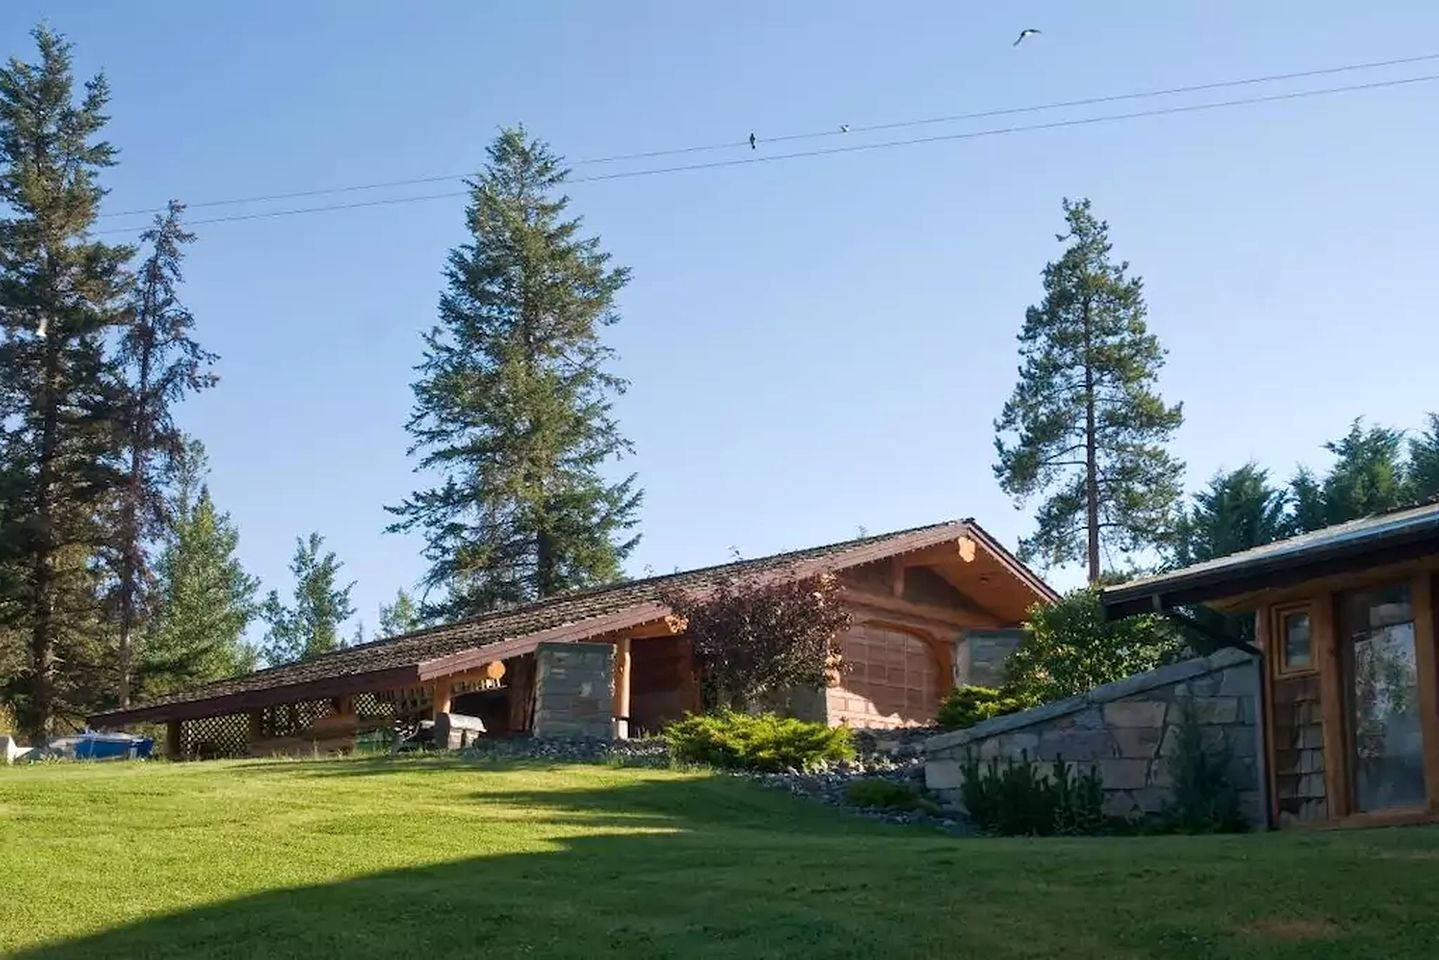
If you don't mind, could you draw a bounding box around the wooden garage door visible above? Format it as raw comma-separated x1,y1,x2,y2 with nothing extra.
832,623,941,727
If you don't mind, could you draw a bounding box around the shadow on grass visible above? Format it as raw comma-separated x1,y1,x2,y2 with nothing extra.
14,772,927,960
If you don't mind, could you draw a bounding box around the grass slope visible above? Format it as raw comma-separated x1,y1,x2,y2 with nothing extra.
3,756,1439,959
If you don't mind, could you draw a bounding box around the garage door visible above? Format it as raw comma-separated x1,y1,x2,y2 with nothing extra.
830,623,941,727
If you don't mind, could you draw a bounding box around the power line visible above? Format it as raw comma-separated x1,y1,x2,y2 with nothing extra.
95,71,1439,236
98,51,1439,221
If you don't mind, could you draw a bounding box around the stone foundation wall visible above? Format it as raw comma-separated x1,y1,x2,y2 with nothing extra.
533,642,614,739
925,647,1266,825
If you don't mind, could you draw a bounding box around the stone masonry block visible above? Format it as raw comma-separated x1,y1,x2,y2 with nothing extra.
1188,697,1240,725
926,759,962,791
1102,791,1140,818
1112,726,1164,759
1103,700,1167,728
1097,758,1149,790
1037,729,1115,761
1218,665,1259,698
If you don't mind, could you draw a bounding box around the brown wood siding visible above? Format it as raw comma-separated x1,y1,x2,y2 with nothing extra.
629,635,698,734
1270,672,1328,822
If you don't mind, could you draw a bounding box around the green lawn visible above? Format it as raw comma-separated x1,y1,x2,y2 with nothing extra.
2,757,1438,959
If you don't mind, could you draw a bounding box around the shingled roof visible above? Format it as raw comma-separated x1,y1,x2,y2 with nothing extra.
91,518,1051,727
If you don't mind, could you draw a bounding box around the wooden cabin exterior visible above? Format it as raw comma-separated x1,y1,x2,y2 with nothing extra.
89,519,1054,758
1102,501,1439,829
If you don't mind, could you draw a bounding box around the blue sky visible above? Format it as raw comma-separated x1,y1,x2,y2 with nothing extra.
6,2,1439,634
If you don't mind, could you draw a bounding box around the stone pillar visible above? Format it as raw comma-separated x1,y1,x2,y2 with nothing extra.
533,641,614,739
613,637,632,740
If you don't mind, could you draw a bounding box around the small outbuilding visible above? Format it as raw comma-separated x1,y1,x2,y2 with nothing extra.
90,519,1055,759
1102,500,1439,828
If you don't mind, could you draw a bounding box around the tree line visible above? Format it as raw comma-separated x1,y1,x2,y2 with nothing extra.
0,29,642,740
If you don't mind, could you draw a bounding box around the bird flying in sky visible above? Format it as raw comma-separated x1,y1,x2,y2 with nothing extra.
839,124,850,133
1013,28,1041,46
749,132,757,150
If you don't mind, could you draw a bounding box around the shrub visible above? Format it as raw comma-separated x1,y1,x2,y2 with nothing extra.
936,685,1036,729
843,778,926,810
1003,587,1181,704
1157,701,1247,833
959,750,1105,836
663,711,855,772
659,571,850,712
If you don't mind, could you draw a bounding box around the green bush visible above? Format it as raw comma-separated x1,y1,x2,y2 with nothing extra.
959,750,1105,836
1157,701,1248,834
842,778,928,810
936,685,1036,729
663,711,855,772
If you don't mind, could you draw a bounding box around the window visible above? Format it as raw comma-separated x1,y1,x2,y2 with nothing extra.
1279,609,1313,671
1339,583,1425,813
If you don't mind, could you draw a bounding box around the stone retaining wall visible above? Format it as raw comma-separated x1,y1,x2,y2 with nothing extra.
924,647,1266,825
533,642,614,739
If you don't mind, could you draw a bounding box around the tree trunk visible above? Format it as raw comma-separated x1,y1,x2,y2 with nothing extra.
1082,296,1101,585
28,313,61,741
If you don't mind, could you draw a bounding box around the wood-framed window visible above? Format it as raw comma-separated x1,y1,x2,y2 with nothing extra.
1274,604,1316,674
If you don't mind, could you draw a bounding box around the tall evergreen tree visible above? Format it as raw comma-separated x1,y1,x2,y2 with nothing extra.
260,532,355,665
1407,412,1439,503
378,587,421,637
1289,420,1407,533
1172,464,1287,566
994,198,1184,583
109,202,215,705
388,127,642,619
139,442,258,698
0,27,134,737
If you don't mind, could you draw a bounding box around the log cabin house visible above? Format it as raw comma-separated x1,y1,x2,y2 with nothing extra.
89,519,1055,759
1102,499,1439,829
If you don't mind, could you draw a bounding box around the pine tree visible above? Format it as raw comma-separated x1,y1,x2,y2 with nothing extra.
378,588,421,637
261,532,355,665
0,27,134,738
1173,464,1287,566
140,443,259,698
388,127,642,619
109,202,215,706
1407,413,1439,503
995,198,1184,583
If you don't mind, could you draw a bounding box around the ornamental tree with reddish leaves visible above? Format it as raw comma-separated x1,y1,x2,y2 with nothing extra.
661,571,850,712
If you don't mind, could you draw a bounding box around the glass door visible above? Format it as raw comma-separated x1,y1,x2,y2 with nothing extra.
1339,583,1427,812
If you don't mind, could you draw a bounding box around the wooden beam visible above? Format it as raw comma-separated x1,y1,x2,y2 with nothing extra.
432,677,452,720
890,558,905,598
613,636,632,740
505,654,536,734
1313,590,1349,819
1411,572,1439,813
838,587,1000,629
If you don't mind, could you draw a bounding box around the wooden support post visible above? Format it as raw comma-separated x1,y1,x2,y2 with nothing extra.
613,636,632,740
165,720,182,760
432,677,452,721
890,558,905,598
506,654,536,734
247,711,264,743
1411,572,1439,813
1313,591,1349,818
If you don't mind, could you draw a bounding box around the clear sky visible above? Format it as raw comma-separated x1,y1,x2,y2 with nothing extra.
6,2,1438,635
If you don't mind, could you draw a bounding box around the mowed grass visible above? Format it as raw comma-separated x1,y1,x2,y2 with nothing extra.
3,758,1439,959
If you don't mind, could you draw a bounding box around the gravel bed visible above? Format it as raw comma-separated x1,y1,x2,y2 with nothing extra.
459,733,974,833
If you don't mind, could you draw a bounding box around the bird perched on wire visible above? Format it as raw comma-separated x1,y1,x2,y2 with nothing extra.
749,132,757,150
1013,28,1041,46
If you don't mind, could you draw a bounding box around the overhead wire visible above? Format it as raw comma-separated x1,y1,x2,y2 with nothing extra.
94,69,1439,236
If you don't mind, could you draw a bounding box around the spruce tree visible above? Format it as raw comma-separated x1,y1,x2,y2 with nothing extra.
1407,413,1439,503
139,442,258,697
110,202,215,705
260,532,355,665
1172,464,1287,566
1289,420,1407,532
0,27,134,737
388,127,641,619
378,588,421,637
994,198,1184,583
